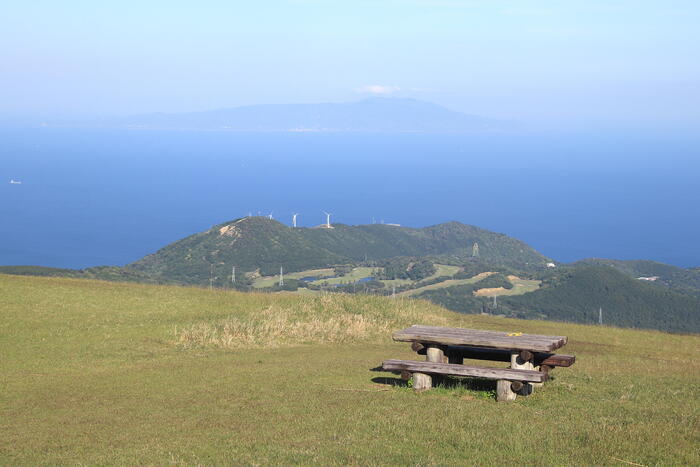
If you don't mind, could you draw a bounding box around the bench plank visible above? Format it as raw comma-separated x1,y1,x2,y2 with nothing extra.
414,345,576,368
539,354,576,367
382,359,548,383
393,325,567,352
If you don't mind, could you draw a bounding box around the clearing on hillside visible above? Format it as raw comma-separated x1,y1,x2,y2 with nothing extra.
399,271,495,297
252,264,462,290
252,267,335,288
473,275,542,297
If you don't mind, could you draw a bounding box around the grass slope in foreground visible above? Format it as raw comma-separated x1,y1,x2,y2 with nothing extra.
1,274,698,465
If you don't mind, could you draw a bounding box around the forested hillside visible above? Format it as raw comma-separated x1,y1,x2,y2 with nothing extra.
3,217,698,335
501,266,700,333
575,258,700,295
128,217,548,285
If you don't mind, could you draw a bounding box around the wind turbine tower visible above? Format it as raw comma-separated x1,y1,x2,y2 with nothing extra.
323,211,332,229
268,211,274,220
292,213,299,228
279,266,284,286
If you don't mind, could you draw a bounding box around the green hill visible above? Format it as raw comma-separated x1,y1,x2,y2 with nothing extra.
501,266,700,333
1,273,698,464
574,258,700,295
128,217,548,286
0,264,166,283
411,265,700,333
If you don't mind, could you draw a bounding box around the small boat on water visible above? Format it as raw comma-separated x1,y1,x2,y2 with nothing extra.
9,179,22,184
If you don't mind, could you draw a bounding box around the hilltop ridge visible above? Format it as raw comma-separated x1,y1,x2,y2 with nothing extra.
128,217,548,284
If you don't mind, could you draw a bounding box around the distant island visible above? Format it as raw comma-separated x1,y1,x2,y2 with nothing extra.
59,97,507,132
1,217,699,334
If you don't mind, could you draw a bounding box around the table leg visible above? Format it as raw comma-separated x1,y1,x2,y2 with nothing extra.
412,372,432,391
510,351,534,395
413,345,445,391
496,380,517,402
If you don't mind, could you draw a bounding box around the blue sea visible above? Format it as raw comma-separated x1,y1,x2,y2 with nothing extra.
1,128,699,269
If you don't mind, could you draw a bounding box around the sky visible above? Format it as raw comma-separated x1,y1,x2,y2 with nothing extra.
1,1,699,127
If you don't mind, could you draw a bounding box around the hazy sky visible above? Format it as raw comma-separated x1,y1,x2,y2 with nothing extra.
2,1,699,126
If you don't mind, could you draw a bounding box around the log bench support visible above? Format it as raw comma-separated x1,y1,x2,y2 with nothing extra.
510,350,536,394
382,359,547,402
413,344,445,391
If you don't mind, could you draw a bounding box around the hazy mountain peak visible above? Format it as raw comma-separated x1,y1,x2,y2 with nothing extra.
78,98,504,132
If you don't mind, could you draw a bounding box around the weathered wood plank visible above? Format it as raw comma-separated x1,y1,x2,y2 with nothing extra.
395,333,561,352
382,359,548,383
538,354,576,367
398,328,563,345
393,325,567,352
400,325,568,343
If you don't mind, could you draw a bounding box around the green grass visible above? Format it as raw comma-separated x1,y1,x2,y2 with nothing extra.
399,271,495,297
252,264,460,290
378,263,462,288
473,274,542,297
1,273,699,465
252,268,335,288
432,263,461,277
309,267,375,286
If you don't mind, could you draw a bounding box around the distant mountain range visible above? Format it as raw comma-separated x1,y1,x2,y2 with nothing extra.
80,98,504,132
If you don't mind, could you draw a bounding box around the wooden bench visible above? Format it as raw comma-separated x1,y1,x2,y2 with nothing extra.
412,343,575,374
382,325,575,402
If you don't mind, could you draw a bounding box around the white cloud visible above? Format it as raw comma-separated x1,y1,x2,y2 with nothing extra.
356,84,401,95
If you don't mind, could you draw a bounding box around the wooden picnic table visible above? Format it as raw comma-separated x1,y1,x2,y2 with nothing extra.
382,325,575,402
392,325,567,353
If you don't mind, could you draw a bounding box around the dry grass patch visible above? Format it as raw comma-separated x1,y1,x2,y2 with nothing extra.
176,294,448,349
473,275,541,297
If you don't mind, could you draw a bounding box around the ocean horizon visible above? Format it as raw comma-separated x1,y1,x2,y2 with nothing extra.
2,127,698,269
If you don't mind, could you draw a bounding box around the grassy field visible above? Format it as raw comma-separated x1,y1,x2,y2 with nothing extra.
473,275,542,297
309,267,376,286
399,271,495,297
253,264,461,290
1,273,699,465
252,268,335,288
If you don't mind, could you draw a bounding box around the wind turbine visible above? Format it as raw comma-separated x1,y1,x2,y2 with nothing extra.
323,211,332,228
268,211,274,220
292,213,299,228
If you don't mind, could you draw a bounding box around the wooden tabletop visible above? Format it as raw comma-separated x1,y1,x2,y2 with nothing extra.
393,325,567,352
